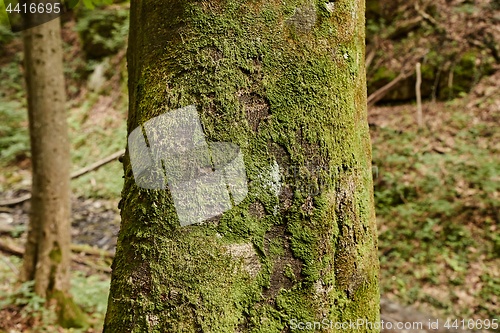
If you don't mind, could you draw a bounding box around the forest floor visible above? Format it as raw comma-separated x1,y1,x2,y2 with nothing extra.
0,11,499,333
1,88,498,332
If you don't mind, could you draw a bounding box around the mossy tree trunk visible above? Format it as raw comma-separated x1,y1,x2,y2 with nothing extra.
21,15,86,328
105,0,379,332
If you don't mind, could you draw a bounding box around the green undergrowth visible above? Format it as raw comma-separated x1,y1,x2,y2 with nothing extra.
67,90,127,199
0,255,110,332
0,93,126,198
372,99,500,320
0,27,128,198
0,98,29,168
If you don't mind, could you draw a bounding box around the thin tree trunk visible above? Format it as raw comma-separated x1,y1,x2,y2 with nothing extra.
22,15,86,328
105,0,379,332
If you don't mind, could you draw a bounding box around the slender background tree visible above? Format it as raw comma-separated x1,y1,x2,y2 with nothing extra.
21,10,86,328
105,0,379,331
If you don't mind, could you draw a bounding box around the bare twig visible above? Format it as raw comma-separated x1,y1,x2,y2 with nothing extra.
367,69,413,106
0,149,125,206
0,255,19,275
414,3,440,29
416,62,423,128
366,49,376,70
448,65,455,100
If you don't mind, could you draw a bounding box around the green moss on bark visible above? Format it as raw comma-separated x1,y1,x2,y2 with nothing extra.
105,0,379,332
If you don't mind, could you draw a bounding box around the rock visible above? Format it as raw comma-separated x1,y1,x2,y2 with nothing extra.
87,60,109,92
76,8,128,59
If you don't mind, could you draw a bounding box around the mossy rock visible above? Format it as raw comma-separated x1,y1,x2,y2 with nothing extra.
366,0,407,23
76,8,129,59
367,49,495,103
365,0,382,21
438,50,495,99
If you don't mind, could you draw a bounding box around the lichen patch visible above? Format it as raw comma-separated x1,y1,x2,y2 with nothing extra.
225,243,262,278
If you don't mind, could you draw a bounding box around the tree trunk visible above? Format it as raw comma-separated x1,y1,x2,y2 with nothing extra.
105,0,379,332
22,16,86,328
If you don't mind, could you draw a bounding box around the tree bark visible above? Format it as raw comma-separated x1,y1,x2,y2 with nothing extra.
22,15,86,328
105,0,379,332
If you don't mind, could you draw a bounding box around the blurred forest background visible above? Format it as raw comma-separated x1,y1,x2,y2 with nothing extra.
0,0,498,331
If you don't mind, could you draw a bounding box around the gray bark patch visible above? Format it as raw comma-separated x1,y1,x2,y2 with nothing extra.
225,243,261,278
287,5,317,33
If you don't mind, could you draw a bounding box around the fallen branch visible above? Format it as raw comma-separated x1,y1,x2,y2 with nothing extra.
387,16,423,39
367,69,413,106
0,149,125,206
0,224,17,235
71,243,115,259
0,240,113,273
466,88,500,109
0,240,23,257
0,194,31,207
70,149,125,179
0,228,114,258
72,256,112,273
